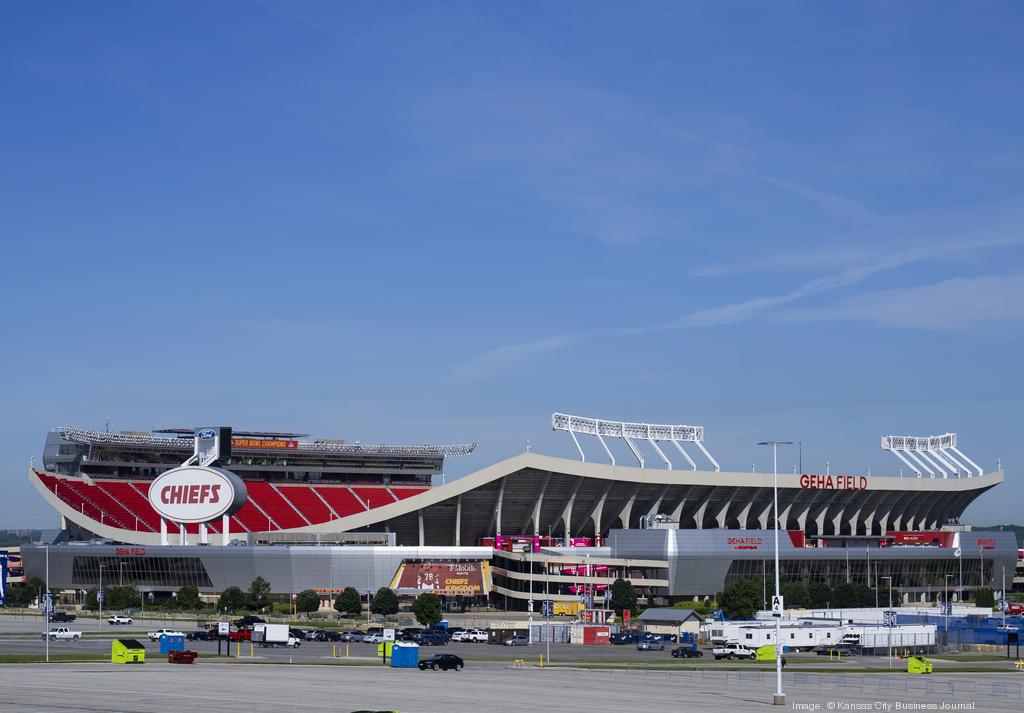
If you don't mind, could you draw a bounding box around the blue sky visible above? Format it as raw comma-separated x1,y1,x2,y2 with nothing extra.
2,1,1022,528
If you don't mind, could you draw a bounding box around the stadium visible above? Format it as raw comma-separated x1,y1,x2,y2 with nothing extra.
19,415,1019,610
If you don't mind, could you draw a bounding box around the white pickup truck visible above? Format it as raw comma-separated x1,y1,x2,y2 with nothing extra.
451,628,487,643
43,627,82,641
147,628,185,641
712,642,756,660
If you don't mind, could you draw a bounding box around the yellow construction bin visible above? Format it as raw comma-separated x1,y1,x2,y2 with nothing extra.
376,642,394,659
756,645,776,661
907,656,932,674
111,638,146,664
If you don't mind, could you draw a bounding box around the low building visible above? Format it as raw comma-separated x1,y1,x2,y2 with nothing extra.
635,608,703,637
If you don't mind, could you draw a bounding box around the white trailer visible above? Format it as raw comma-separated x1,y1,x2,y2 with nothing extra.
253,623,300,648
707,620,935,652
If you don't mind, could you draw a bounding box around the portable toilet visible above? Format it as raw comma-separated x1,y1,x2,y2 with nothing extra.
111,639,146,664
159,634,185,654
390,642,419,668
907,656,933,674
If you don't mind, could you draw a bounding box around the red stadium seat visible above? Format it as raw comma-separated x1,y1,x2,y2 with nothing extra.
31,470,426,535
276,485,333,525
312,486,365,518
390,486,430,500
352,486,397,509
244,482,308,530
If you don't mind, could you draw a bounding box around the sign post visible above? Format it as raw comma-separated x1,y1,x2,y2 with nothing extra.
771,595,784,617
383,628,395,665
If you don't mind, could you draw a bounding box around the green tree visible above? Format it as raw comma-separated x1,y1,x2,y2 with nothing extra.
295,589,321,614
780,581,810,609
719,578,762,619
218,586,247,612
830,583,875,608
410,592,443,626
609,578,638,617
807,582,832,609
369,587,399,616
975,588,995,608
84,587,100,611
175,585,201,611
106,586,142,611
6,577,44,608
248,576,272,611
334,587,362,618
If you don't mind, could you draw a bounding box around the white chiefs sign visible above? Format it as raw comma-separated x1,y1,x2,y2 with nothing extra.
148,466,248,524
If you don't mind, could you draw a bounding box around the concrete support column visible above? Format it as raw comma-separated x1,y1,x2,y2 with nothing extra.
160,518,168,546
454,496,462,547
222,514,230,546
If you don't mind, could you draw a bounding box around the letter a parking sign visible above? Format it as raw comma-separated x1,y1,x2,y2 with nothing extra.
771,595,784,617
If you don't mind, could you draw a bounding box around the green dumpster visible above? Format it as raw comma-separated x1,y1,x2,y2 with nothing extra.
907,656,932,674
112,638,146,664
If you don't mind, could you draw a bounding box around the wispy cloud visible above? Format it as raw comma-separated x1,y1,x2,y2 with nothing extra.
456,236,1024,377
783,273,1024,329
737,171,891,226
689,245,881,278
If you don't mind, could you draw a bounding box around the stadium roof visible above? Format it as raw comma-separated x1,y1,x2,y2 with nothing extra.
56,426,476,458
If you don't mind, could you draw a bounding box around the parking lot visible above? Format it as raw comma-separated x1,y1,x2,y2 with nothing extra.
0,660,1022,713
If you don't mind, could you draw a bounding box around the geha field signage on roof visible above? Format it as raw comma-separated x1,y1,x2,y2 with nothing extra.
148,466,248,524
799,474,868,490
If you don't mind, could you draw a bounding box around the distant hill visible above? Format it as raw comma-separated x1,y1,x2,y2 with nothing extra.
974,525,1024,547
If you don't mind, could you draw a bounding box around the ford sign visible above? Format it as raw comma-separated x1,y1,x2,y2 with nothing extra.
147,466,248,524
196,428,217,440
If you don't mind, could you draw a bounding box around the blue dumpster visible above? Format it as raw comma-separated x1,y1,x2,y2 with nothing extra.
390,643,419,668
159,635,185,654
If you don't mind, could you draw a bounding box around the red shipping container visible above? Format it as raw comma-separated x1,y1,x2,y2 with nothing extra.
582,627,610,645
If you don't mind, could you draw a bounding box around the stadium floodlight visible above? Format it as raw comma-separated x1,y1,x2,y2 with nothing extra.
880,432,982,479
551,413,720,471
58,426,476,459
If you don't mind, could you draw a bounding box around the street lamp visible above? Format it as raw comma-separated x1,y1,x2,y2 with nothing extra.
881,575,893,669
944,574,953,636
98,564,107,621
757,440,794,707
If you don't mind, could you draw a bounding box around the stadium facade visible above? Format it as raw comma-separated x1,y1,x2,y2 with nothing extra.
19,418,1018,607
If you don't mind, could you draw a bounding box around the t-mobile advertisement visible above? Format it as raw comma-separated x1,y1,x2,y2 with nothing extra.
389,561,491,596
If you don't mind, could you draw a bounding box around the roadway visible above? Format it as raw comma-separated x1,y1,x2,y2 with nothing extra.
0,661,1021,713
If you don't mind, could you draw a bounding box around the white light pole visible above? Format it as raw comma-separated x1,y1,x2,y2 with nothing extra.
45,545,49,664
526,544,535,643
882,575,893,669
99,564,106,622
758,440,793,707
944,574,952,636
